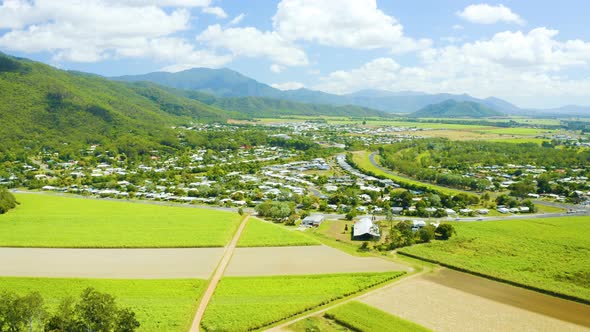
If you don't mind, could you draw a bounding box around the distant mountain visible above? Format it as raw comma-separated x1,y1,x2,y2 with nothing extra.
147,83,390,118
113,68,521,114
114,68,281,98
0,52,230,157
409,100,504,118
530,105,590,117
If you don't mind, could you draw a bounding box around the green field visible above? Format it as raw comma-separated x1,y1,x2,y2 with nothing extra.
325,301,431,332
399,217,590,302
201,272,405,331
0,194,241,247
0,277,206,332
237,217,320,247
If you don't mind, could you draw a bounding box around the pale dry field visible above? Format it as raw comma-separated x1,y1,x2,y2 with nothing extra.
360,269,590,332
0,248,224,279
224,245,412,276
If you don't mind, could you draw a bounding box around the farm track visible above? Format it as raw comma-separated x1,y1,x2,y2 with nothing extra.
189,215,250,332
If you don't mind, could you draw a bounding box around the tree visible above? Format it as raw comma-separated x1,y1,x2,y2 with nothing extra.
237,207,244,216
418,225,436,243
0,187,18,214
436,224,456,240
21,292,46,332
76,288,118,332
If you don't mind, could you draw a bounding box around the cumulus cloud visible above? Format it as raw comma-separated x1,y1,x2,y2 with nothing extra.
202,6,228,19
457,4,525,25
315,28,590,107
0,0,230,67
197,24,308,66
272,0,431,52
271,81,305,90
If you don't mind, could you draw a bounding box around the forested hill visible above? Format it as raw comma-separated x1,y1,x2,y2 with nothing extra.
157,84,390,118
409,100,504,118
0,53,231,158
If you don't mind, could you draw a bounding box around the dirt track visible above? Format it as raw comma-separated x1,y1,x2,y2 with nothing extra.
0,248,224,279
225,245,412,276
360,268,590,331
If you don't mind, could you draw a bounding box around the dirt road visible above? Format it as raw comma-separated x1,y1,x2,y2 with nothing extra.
0,247,224,279
189,215,250,332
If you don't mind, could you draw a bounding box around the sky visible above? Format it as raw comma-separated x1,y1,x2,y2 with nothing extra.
1,0,590,108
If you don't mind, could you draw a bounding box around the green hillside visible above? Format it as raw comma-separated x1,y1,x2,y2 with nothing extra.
409,99,504,118
166,85,389,118
0,53,229,158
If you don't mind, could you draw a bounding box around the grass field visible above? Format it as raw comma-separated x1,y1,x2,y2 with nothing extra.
201,272,405,331
325,301,432,332
287,316,351,331
237,217,320,247
350,151,468,197
0,194,241,247
398,217,590,302
0,277,206,332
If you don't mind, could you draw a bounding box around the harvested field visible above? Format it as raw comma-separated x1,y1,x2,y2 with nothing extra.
224,245,411,276
360,269,590,332
0,247,224,279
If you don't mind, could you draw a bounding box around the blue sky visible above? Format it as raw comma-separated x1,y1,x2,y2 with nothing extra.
1,0,590,108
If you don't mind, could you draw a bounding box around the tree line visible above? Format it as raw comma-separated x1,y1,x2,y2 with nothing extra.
0,288,139,332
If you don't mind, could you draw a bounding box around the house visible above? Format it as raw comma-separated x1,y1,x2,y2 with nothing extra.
477,209,490,215
497,207,510,214
301,215,325,227
411,220,426,231
390,207,404,214
352,217,381,240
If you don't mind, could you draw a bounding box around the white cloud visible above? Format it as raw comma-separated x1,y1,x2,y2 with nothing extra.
228,13,245,26
271,81,305,90
315,28,590,107
272,0,430,52
197,24,308,66
457,4,525,25
0,0,230,67
202,6,228,19
270,64,284,73
452,24,464,30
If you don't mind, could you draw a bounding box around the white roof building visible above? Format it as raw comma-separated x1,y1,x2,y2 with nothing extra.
353,217,380,239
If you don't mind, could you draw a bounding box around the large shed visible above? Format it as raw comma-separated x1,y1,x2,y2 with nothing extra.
301,215,325,227
352,217,381,241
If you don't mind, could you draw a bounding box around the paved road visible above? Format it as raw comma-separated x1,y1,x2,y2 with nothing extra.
189,215,250,332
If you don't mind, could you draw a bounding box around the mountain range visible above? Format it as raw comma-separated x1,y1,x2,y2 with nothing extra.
409,100,503,118
114,67,590,116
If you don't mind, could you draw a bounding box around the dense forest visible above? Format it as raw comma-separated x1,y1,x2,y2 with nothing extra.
0,53,233,160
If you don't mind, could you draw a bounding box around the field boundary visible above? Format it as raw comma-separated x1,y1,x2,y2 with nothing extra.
189,214,250,331
396,251,590,306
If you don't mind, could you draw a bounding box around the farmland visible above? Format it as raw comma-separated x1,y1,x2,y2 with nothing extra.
0,194,241,247
325,301,432,332
237,217,320,247
225,246,411,276
398,216,590,302
0,277,206,332
200,272,405,331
